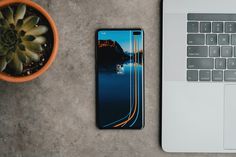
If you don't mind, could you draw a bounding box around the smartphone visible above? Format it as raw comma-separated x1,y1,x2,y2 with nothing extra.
96,29,144,129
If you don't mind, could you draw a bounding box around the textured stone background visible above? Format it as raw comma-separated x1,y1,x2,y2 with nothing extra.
0,0,232,157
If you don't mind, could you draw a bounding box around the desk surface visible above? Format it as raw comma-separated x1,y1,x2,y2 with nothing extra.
0,0,232,156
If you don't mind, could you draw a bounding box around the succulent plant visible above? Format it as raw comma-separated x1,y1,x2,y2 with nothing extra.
0,4,48,74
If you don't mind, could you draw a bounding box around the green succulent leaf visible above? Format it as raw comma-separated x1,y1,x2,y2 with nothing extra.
0,19,9,27
17,50,30,64
14,4,26,24
0,50,7,57
18,44,26,51
0,57,7,72
15,19,23,31
0,45,8,56
22,16,39,31
22,16,32,24
19,30,26,37
6,51,14,63
24,42,43,52
0,11,3,19
24,49,40,62
26,25,48,36
33,36,46,44
4,7,14,24
23,35,36,41
9,53,23,74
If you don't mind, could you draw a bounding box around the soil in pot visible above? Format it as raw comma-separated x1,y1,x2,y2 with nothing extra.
0,3,54,77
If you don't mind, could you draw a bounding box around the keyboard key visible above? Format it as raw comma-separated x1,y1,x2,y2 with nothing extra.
187,34,205,45
221,46,232,57
209,46,220,57
187,58,214,69
225,70,236,81
188,14,236,21
234,46,236,57
206,34,217,45
225,22,236,33
187,70,198,81
199,70,211,81
218,34,229,45
200,22,211,33
215,58,226,69
188,22,199,33
227,58,236,69
212,22,223,33
212,70,223,81
187,46,208,57
232,34,236,45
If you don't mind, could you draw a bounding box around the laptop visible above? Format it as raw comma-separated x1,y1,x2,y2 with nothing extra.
162,0,236,153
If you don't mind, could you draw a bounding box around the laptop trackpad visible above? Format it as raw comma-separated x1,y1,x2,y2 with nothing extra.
224,85,236,150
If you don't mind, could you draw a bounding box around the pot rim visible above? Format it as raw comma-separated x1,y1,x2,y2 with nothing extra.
0,0,59,83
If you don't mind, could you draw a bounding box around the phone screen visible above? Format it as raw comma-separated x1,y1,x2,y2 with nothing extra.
96,29,144,129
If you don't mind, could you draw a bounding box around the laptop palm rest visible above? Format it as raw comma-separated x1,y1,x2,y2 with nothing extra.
224,85,236,150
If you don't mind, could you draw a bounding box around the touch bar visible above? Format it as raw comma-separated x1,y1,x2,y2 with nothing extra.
188,14,236,21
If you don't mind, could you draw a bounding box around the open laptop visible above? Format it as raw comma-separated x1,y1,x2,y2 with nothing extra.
162,0,236,153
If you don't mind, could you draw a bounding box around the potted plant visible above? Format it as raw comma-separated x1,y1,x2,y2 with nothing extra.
0,0,58,83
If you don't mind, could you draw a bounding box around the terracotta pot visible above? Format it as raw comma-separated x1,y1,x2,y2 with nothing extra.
0,0,59,83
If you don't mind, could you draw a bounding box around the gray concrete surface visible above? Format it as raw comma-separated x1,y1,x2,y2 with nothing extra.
0,0,232,157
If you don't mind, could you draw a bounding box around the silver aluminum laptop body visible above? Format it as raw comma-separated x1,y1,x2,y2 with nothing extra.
162,0,236,152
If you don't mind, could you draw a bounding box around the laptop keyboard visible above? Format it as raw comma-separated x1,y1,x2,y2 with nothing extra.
187,14,236,82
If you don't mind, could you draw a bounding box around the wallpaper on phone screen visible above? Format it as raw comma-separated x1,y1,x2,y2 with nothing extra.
97,30,144,129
